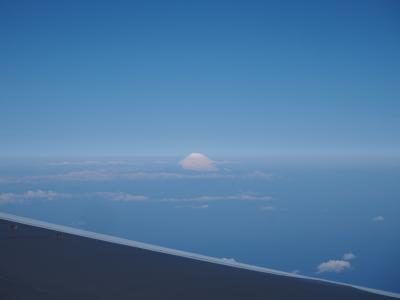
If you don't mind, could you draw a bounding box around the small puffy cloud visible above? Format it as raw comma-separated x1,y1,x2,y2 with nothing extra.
97,192,147,202
317,260,351,273
343,252,356,261
372,216,385,222
179,153,218,172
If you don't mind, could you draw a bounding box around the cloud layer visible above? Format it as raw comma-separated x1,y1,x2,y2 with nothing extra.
174,204,209,209
2,170,272,183
97,192,148,202
162,193,272,202
0,190,272,206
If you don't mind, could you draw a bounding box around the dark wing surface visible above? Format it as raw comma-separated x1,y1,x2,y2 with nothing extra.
0,213,398,300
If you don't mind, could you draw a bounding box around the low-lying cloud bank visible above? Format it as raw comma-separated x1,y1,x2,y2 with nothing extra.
0,170,271,184
162,193,272,202
1,190,272,205
96,192,148,202
174,204,209,209
0,190,66,204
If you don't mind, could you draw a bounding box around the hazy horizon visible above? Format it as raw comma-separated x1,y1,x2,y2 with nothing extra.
1,0,399,296
1,154,400,293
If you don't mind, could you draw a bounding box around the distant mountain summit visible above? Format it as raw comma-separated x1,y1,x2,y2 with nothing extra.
179,153,218,172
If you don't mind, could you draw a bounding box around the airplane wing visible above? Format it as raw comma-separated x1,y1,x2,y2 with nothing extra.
1,212,399,300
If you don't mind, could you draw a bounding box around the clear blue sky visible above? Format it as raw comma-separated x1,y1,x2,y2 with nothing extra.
1,0,399,157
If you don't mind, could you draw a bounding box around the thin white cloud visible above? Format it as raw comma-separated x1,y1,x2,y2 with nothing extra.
291,269,300,275
4,169,274,183
97,192,271,204
0,177,11,184
24,190,60,199
174,204,209,209
53,160,126,166
162,193,272,202
97,192,147,202
0,190,66,205
123,172,188,180
191,193,272,201
23,171,188,182
179,153,218,172
0,193,18,204
0,190,271,206
342,252,356,261
28,171,117,181
372,216,385,222
317,260,351,273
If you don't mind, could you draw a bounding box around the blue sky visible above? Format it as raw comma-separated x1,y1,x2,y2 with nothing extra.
1,0,400,156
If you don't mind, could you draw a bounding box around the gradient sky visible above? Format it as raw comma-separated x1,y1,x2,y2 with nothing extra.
1,0,399,156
